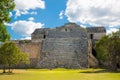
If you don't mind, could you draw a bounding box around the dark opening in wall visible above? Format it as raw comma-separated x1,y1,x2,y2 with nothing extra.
44,35,46,39
65,28,67,32
92,48,97,58
117,63,120,68
90,34,93,39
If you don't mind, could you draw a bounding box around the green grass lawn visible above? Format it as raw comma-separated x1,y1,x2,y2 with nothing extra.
0,69,120,80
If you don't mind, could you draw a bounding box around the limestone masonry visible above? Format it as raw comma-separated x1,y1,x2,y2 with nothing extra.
13,23,106,68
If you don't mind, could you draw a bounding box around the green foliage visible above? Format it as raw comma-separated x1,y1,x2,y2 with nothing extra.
95,36,109,61
0,0,15,23
95,30,120,71
0,23,10,42
107,36,120,70
0,42,29,73
0,0,15,43
112,29,120,37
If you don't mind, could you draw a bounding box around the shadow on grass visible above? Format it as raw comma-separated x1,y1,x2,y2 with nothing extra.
80,69,120,74
0,72,15,75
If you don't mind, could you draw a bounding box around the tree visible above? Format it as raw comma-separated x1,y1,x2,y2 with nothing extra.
0,23,10,42
107,36,120,71
112,29,120,37
95,36,109,61
0,42,29,73
0,0,15,23
0,0,15,43
95,31,120,71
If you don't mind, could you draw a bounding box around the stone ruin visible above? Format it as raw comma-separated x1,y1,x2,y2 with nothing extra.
13,23,106,68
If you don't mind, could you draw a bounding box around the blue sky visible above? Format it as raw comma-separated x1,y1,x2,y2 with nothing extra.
6,0,120,40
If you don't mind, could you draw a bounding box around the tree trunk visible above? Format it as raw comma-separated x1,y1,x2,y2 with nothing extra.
3,65,6,73
111,55,117,71
112,64,117,71
8,64,11,73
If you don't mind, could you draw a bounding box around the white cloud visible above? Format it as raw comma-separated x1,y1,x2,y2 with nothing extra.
107,28,119,35
15,10,21,17
20,37,31,40
59,10,64,19
28,17,34,21
65,0,120,27
6,20,44,37
9,12,13,17
30,11,37,15
80,24,87,28
15,10,29,18
15,11,38,18
15,0,45,10
14,0,45,17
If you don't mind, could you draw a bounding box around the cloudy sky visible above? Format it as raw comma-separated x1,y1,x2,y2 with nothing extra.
6,0,120,40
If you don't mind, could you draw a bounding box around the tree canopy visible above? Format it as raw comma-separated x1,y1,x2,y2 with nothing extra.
0,0,15,43
0,23,10,42
0,0,15,23
95,30,120,71
0,42,29,73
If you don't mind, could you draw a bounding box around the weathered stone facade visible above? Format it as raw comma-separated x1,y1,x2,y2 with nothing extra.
86,27,106,67
87,27,106,46
13,23,106,68
36,24,88,68
12,40,42,68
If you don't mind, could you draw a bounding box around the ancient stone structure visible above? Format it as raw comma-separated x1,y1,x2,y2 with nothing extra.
13,23,106,68
86,27,106,67
87,27,106,46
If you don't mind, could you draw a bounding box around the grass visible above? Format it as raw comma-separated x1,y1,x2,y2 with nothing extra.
0,68,120,80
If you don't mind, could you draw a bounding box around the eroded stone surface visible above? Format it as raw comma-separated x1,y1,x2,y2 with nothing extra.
37,23,89,68
11,23,106,68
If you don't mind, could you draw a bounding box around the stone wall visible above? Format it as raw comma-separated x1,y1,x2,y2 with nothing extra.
91,33,106,40
37,25,89,69
87,27,106,46
9,23,106,69
15,41,42,68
